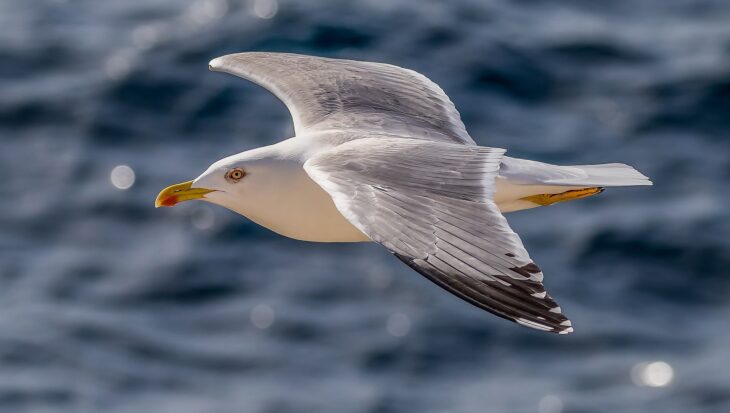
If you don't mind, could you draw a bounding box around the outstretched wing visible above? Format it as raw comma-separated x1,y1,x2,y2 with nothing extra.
304,137,573,334
209,52,474,145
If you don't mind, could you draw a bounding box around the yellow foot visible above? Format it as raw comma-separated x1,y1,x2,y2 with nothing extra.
520,187,605,206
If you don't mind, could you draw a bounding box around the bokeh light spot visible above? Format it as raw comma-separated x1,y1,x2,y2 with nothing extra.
110,165,135,190
186,0,229,26
191,206,216,230
251,0,278,19
631,361,674,388
538,394,563,413
105,52,133,80
386,313,410,337
251,304,275,329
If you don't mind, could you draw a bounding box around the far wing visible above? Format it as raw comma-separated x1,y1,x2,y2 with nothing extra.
210,52,474,145
304,137,573,334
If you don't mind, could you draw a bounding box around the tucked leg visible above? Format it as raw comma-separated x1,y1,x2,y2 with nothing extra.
520,187,605,207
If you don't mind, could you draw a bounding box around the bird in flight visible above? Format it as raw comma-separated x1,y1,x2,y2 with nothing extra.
156,53,651,334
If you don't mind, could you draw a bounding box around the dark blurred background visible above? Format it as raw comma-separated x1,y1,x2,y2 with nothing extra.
2,0,729,412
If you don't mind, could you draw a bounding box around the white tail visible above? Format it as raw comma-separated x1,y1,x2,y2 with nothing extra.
557,163,653,187
498,157,653,188
494,157,652,213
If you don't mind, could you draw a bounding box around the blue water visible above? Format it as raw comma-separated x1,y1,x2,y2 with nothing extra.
2,0,729,412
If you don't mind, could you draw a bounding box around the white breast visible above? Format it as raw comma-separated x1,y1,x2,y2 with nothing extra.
224,162,370,243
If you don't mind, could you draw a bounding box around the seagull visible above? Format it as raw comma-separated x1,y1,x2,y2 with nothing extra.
156,52,651,334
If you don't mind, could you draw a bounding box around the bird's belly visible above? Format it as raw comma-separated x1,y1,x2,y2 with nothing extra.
238,171,370,243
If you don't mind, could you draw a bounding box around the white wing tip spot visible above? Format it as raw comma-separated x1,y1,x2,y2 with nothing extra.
559,327,574,334
560,320,572,327
550,306,562,314
209,56,227,71
516,318,553,332
531,291,547,299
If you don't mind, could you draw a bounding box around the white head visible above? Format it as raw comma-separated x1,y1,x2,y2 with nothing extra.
155,137,370,242
154,144,297,216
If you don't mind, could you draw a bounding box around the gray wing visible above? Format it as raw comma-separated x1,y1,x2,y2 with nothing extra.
304,137,573,334
209,52,474,145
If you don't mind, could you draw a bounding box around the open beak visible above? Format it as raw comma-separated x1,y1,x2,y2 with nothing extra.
155,180,215,208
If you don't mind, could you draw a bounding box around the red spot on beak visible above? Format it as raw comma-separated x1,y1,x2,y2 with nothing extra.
159,195,178,207
155,180,212,208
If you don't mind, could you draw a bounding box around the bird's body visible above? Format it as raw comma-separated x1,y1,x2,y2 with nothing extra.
201,134,629,243
157,52,652,334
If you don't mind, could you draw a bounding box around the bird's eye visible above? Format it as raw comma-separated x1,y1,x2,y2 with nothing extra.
226,168,245,182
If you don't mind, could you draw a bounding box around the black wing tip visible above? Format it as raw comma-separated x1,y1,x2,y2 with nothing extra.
393,252,574,335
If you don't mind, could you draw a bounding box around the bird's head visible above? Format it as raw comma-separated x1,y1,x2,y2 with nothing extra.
155,147,285,212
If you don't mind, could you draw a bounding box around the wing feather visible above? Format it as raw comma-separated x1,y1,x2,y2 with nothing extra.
209,52,474,145
304,137,573,334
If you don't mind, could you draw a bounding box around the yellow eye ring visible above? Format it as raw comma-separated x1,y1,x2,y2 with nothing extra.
226,168,245,182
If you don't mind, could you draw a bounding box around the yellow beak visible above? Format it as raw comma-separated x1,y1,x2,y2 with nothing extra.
155,180,215,208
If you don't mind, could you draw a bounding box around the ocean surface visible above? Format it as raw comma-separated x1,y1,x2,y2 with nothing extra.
2,0,729,412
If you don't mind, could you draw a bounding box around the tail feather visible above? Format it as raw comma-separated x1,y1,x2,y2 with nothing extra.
498,157,653,188
567,163,653,187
